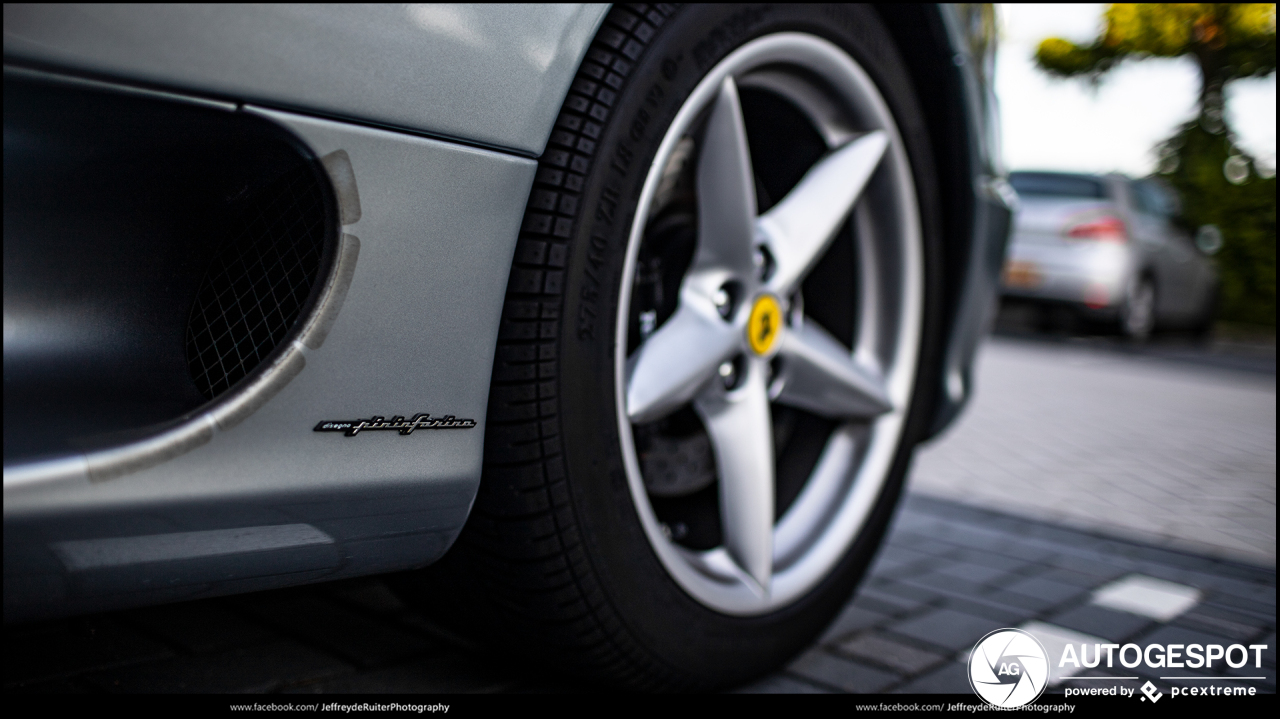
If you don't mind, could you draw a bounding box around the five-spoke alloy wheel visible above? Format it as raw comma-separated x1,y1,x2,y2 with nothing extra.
409,5,945,689
616,33,923,614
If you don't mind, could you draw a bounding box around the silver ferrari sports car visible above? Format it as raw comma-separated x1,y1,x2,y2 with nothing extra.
4,4,1012,689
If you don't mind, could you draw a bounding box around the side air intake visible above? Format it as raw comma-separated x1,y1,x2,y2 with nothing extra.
3,71,337,465
185,165,328,400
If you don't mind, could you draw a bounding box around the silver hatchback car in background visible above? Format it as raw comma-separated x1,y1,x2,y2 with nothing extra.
1001,171,1219,338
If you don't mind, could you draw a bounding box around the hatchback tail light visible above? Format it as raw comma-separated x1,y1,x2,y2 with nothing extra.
1066,216,1127,242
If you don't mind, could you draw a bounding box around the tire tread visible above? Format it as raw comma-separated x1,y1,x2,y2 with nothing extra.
426,4,688,690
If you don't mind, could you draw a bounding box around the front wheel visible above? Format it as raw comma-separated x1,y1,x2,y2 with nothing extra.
397,4,946,689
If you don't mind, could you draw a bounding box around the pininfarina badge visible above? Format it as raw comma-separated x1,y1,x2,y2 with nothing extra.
314,414,476,437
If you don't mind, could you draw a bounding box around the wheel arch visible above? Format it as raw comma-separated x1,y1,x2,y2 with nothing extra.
873,5,1015,441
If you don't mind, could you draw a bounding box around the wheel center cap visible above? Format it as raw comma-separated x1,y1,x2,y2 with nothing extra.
747,294,783,356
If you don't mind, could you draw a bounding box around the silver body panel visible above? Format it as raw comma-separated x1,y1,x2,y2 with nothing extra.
1004,196,1134,306
5,98,536,620
3,3,609,155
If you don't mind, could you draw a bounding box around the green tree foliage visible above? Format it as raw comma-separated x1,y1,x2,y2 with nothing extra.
1160,124,1276,326
1036,4,1275,126
1033,4,1277,327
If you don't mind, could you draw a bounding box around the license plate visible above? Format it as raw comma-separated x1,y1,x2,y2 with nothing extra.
1002,260,1042,289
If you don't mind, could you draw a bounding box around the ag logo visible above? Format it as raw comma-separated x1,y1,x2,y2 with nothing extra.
968,628,1049,708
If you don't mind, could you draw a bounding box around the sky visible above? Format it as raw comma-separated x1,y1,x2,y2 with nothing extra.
996,3,1277,176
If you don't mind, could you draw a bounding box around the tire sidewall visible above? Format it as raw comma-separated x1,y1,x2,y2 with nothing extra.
555,4,946,686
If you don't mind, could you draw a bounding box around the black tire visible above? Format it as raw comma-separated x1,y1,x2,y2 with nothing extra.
1119,274,1157,341
393,4,946,690
1189,281,1219,342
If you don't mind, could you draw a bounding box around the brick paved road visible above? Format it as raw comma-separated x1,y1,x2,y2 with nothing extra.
6,495,1273,694
743,495,1275,694
911,334,1276,566
5,335,1276,694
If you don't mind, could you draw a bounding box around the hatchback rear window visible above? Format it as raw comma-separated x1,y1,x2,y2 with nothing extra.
1010,172,1107,199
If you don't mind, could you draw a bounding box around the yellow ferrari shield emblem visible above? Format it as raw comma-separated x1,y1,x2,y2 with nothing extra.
747,295,782,356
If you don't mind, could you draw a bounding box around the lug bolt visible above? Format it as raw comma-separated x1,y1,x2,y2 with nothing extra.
718,361,735,388
754,244,776,282
719,356,745,390
639,309,657,338
713,285,734,320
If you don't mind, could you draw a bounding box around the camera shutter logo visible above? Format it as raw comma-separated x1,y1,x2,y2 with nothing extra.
968,628,1049,708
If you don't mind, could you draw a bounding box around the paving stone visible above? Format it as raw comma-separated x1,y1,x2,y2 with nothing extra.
888,609,1007,653
871,557,947,581
875,546,938,567
1212,563,1279,585
939,596,1036,624
836,633,945,675
1171,604,1271,642
1206,577,1276,606
890,533,959,557
999,576,1090,606
1202,592,1277,620
123,601,273,653
848,591,925,618
951,549,1036,573
786,650,899,693
1043,554,1134,581
978,587,1059,613
4,618,173,688
1091,575,1201,621
925,526,1010,554
820,605,889,643
909,571,994,595
862,580,943,608
934,561,1015,586
1047,604,1154,643
1035,567,1111,588
1025,524,1116,551
1125,547,1221,572
982,541,1057,563
891,662,972,694
87,641,351,693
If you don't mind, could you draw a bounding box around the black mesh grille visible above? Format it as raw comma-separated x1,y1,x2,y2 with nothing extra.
185,166,328,400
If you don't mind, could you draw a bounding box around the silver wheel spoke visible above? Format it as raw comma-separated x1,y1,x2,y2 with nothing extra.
694,77,758,278
626,300,739,423
760,131,888,293
774,320,892,419
615,35,923,614
695,358,774,591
